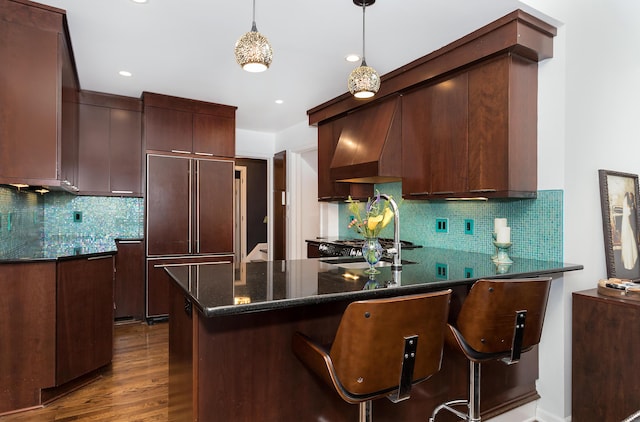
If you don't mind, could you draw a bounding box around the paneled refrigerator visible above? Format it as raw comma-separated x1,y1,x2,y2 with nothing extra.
145,153,234,321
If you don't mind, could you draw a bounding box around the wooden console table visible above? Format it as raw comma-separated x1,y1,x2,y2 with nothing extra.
572,289,640,421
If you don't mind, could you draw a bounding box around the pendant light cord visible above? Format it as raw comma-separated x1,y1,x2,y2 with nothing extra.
251,0,257,31
361,2,367,66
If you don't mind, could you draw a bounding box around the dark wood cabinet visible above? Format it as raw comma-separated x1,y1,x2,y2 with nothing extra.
0,0,78,189
401,54,537,200
146,154,234,319
0,262,56,414
467,54,538,197
77,91,142,196
143,92,236,157
115,239,145,320
402,73,469,199
572,289,640,421
56,255,115,386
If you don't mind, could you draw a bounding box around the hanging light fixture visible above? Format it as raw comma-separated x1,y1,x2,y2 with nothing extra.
234,0,273,72
348,0,380,98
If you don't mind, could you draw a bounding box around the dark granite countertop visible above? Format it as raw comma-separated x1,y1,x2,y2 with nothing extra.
165,247,583,317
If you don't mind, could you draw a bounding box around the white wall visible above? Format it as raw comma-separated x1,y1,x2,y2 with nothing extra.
521,1,640,420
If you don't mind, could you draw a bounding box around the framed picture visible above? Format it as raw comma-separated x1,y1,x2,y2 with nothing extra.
599,169,640,280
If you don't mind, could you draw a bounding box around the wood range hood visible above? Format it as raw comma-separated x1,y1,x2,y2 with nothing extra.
329,95,402,184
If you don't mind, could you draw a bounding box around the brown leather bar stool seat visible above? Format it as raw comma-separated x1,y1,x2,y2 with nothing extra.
430,277,553,422
292,289,452,422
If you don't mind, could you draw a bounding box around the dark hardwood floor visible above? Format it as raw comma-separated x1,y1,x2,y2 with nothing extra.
0,321,168,422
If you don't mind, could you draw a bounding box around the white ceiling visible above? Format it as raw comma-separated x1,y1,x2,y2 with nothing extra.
38,0,534,133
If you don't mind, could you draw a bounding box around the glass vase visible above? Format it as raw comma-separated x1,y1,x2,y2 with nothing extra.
362,237,383,274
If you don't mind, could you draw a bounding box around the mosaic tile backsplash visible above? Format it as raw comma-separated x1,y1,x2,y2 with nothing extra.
339,183,563,262
0,186,143,256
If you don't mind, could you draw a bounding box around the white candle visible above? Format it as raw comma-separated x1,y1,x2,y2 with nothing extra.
497,226,511,243
494,218,507,233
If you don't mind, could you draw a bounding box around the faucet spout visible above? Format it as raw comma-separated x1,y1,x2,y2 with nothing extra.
380,194,401,271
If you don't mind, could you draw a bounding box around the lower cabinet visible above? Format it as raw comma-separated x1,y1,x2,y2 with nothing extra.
572,289,640,421
0,254,115,415
56,255,115,385
115,239,145,320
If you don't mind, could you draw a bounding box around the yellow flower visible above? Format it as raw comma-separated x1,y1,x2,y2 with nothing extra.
367,214,383,231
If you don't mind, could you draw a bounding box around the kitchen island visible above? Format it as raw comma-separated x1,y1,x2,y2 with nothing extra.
165,249,582,421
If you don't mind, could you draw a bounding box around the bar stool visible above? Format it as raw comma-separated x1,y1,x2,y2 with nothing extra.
292,290,452,422
430,277,553,422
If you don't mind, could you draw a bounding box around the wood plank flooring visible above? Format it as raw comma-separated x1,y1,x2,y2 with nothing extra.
0,321,168,422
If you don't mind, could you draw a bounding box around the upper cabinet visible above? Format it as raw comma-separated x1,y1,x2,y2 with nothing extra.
402,54,538,199
308,10,556,201
143,92,236,158
77,91,143,196
0,0,79,190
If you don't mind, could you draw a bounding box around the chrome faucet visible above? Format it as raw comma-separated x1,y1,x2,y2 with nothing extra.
380,193,401,272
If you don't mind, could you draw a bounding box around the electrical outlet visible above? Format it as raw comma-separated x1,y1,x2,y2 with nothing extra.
464,267,474,278
464,219,474,235
435,218,448,233
436,263,448,279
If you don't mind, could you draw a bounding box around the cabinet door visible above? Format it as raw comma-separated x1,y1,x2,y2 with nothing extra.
56,255,114,386
401,86,432,197
110,108,142,195
115,240,145,320
429,73,468,196
144,106,193,153
468,55,538,196
78,104,111,193
197,158,234,254
193,113,235,158
146,154,191,256
0,18,59,182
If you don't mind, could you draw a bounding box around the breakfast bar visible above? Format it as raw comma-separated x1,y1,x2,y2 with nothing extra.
165,248,582,421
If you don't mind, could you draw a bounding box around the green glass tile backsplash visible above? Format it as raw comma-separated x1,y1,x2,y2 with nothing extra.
0,186,143,256
339,183,563,262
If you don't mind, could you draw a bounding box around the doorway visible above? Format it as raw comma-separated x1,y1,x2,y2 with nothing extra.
235,158,268,262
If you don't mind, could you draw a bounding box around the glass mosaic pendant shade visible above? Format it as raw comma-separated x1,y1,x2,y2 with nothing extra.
234,0,273,72
348,0,379,98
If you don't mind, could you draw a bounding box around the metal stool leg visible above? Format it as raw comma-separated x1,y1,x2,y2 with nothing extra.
429,361,482,422
359,400,372,422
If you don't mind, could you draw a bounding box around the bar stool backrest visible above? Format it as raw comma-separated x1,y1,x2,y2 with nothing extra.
455,278,552,356
329,290,451,397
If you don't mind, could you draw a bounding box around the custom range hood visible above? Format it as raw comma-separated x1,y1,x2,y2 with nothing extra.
329,95,402,184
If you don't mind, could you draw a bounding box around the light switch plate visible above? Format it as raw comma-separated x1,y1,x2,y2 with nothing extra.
464,219,474,235
435,218,448,233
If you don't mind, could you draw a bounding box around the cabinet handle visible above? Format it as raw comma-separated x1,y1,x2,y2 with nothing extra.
88,255,113,261
318,196,332,200
469,189,497,193
171,149,191,154
432,191,454,195
409,191,430,195
194,152,214,156
117,240,142,244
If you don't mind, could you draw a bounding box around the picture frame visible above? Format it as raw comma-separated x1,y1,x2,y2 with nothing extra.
598,169,640,280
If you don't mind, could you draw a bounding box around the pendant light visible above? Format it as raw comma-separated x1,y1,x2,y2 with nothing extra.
234,0,273,72
348,0,380,98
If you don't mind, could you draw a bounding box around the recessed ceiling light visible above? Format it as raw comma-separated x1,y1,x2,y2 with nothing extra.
345,54,360,63
275,99,284,104
119,70,132,77
131,0,148,3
